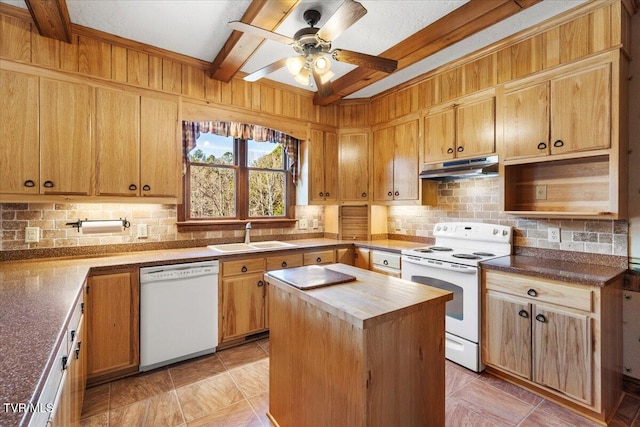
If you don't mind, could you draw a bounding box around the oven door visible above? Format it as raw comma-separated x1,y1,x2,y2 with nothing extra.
401,255,479,343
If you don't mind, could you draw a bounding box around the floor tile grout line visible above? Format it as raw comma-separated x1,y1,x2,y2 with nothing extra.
514,398,545,427
166,368,188,427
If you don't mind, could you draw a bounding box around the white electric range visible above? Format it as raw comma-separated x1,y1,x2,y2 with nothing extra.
401,222,513,372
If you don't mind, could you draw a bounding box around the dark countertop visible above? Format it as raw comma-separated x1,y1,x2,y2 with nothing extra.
0,238,422,426
481,255,626,287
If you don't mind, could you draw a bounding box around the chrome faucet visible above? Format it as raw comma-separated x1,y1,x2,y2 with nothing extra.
244,222,252,244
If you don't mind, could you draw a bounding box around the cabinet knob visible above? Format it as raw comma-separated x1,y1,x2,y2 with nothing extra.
535,313,547,323
142,184,151,191
129,184,137,191
388,191,393,197
325,192,330,197
537,142,547,150
394,191,399,196
319,192,324,197
518,309,529,318
43,180,54,188
257,280,264,287
527,288,538,297
361,192,367,198
383,260,389,266
457,146,464,152
241,266,248,273
23,179,36,188
281,261,287,268
447,148,454,154
316,257,322,263
553,139,564,148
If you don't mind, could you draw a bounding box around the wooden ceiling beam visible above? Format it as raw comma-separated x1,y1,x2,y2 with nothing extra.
209,0,299,82
314,0,542,106
24,0,72,43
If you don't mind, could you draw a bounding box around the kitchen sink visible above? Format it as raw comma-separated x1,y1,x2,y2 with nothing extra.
207,241,297,253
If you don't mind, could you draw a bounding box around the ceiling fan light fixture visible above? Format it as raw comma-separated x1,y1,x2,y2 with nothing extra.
294,68,311,86
286,56,305,76
314,56,331,74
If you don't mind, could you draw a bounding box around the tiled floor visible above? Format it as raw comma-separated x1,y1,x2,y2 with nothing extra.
81,339,640,427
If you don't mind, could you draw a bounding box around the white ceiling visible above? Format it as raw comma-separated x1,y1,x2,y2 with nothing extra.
2,0,589,98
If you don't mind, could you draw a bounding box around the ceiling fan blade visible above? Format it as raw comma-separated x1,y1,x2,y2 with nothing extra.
317,0,367,42
227,21,293,45
312,68,334,98
331,49,398,73
244,57,289,82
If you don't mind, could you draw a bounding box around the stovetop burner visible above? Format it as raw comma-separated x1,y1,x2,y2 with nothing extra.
415,248,433,253
473,252,495,257
452,253,482,260
429,246,453,252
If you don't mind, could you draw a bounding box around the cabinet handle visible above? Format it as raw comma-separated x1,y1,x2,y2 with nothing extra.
142,184,151,191
518,309,529,318
447,148,454,154
257,280,264,287
394,191,399,196
624,294,632,300
325,192,330,197
535,313,547,323
70,330,76,342
383,260,389,266
241,266,248,272
281,261,287,268
23,179,35,188
75,341,81,360
61,355,68,370
43,180,54,188
316,257,322,263
553,140,564,148
319,192,324,197
388,191,393,197
537,142,547,150
527,288,538,297
129,184,137,191
361,192,367,198
457,146,464,152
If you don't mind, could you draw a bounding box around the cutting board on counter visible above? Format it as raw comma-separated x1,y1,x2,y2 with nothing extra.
267,265,356,290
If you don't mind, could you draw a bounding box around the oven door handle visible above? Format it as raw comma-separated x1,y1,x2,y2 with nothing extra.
402,256,477,273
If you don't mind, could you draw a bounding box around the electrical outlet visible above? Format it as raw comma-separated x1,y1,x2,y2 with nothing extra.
535,185,547,200
137,223,148,238
25,227,40,243
298,219,308,230
312,219,319,229
548,227,561,243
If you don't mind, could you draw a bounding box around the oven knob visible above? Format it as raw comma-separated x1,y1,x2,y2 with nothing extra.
443,226,448,231
493,229,499,235
502,230,509,236
436,226,441,231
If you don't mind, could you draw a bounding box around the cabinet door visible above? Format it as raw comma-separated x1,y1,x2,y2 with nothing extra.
533,305,591,404
372,126,395,201
324,131,338,202
485,292,532,379
0,70,39,194
308,129,326,203
393,120,419,201
40,79,92,195
504,83,550,160
354,247,370,269
87,271,139,383
456,97,495,158
339,132,369,202
140,96,179,197
221,273,266,341
49,371,71,427
70,316,86,424
424,109,455,163
551,65,610,154
95,88,140,196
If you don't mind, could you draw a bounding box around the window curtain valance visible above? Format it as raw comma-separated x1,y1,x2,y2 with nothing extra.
182,121,299,181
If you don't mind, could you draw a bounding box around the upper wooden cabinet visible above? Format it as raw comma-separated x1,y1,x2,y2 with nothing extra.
504,63,611,160
297,128,338,204
339,130,369,203
424,95,495,163
373,119,420,203
96,88,179,198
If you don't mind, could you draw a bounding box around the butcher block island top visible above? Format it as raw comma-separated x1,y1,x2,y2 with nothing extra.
264,264,453,427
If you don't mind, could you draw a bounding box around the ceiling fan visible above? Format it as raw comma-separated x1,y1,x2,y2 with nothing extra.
227,0,398,98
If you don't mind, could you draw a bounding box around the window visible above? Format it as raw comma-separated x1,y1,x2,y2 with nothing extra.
186,132,290,220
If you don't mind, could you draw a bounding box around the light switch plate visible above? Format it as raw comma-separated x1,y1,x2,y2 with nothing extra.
312,219,319,229
137,223,148,238
548,227,561,243
25,227,40,243
535,185,547,200
298,219,308,230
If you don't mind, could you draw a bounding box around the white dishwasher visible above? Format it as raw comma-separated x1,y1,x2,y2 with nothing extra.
139,260,219,372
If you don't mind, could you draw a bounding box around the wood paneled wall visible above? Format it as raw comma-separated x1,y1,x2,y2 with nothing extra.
0,5,338,128
367,0,632,126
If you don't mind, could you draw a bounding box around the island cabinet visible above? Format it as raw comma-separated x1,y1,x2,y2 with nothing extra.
86,269,140,385
372,119,420,203
265,264,452,427
339,130,370,203
95,88,180,199
423,92,495,163
297,128,338,204
482,269,623,423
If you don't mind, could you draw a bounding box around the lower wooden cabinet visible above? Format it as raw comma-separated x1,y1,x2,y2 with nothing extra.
482,269,622,423
303,250,336,266
86,270,140,385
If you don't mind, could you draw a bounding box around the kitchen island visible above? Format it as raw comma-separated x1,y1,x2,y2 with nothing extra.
264,263,452,427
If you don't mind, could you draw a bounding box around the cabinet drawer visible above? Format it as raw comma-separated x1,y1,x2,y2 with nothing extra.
266,253,303,271
303,250,336,266
485,270,592,312
371,250,401,270
222,258,265,277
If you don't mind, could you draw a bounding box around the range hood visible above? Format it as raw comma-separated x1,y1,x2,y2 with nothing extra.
420,155,499,180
